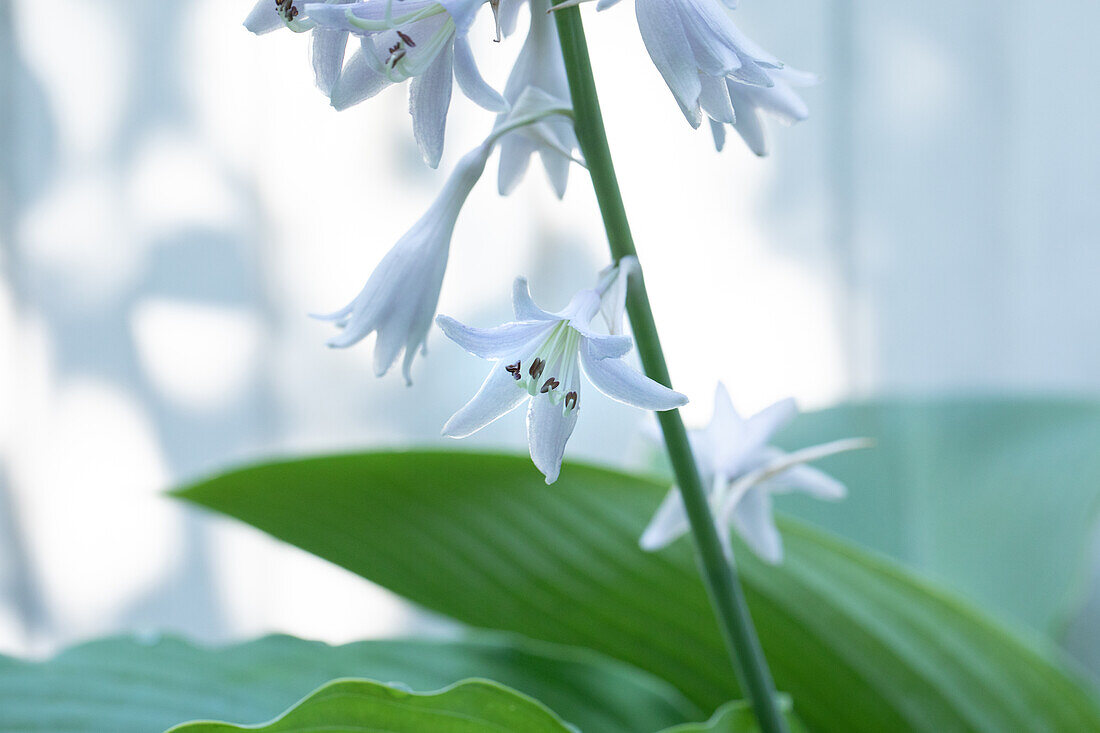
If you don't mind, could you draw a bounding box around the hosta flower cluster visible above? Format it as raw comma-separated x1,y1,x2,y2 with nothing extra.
246,0,857,561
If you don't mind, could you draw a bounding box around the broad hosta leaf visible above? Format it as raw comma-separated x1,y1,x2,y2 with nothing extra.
176,452,1100,732
169,678,572,732
775,398,1100,632
658,697,804,733
0,633,694,733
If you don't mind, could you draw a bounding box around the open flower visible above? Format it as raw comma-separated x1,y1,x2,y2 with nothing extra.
641,383,869,563
495,0,580,197
244,0,355,95
437,262,687,483
306,0,506,167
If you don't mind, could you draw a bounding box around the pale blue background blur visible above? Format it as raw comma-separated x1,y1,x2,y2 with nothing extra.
1,0,1098,667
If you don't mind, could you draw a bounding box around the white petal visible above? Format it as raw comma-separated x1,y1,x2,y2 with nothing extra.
442,364,528,438
771,463,846,499
635,0,702,127
553,288,601,325
729,486,783,564
331,45,391,110
512,278,558,321
527,396,579,484
373,310,413,377
319,277,386,349
311,27,350,95
698,72,735,123
674,0,743,76
308,0,440,27
453,36,508,112
244,0,283,33
580,343,688,411
708,382,747,443
774,66,821,88
596,0,623,8
436,315,554,359
729,59,774,88
729,89,769,156
409,42,455,168
498,0,524,37
708,117,727,152
303,3,360,31
596,255,636,336
538,147,571,199
640,486,691,551
439,0,485,34
743,397,797,451
497,135,537,196
576,331,633,360
752,82,810,125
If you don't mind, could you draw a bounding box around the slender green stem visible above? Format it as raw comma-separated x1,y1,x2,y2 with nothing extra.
553,8,789,732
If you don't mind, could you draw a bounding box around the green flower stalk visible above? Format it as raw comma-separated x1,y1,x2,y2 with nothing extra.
552,6,790,732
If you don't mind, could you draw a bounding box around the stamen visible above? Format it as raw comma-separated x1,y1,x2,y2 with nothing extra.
275,0,300,21
396,30,416,47
540,377,560,393
488,0,502,42
505,361,522,380
565,392,578,410
529,358,545,380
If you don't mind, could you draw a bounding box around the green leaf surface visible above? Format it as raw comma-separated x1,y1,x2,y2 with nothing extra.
175,451,1100,732
658,697,804,733
168,677,572,732
775,397,1100,632
0,634,694,733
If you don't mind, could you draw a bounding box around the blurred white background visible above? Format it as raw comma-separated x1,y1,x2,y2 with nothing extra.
0,0,1098,656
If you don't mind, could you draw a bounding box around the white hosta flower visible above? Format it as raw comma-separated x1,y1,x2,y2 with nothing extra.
306,0,506,167
641,383,869,563
495,0,580,198
437,263,687,483
313,92,573,382
634,0,784,129
560,0,813,155
313,141,493,383
244,0,354,95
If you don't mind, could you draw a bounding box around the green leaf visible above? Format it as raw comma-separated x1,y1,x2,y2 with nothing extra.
175,451,1100,732
168,677,573,732
774,398,1100,632
658,697,804,733
0,634,694,733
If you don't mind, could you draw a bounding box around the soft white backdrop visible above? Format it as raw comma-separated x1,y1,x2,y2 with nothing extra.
0,0,1098,656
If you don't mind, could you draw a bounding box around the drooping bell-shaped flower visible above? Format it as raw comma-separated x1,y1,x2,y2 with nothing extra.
632,0,783,128
244,0,355,95
313,140,493,383
437,260,687,483
640,383,869,563
556,0,813,155
313,90,574,383
305,0,507,167
495,0,580,198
